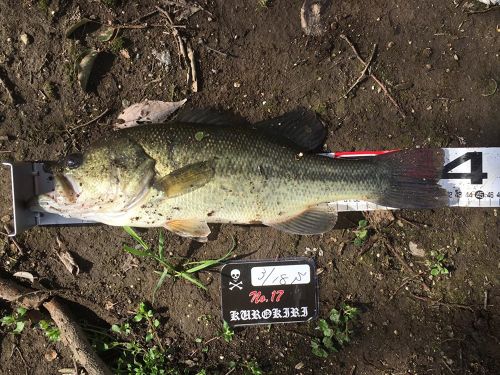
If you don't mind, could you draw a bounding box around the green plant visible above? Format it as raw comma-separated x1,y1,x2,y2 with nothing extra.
426,251,449,276
93,302,172,374
311,303,359,358
39,319,61,342
353,219,369,246
38,0,50,14
257,0,270,7
228,359,263,374
221,320,234,343
123,227,234,300
109,36,126,54
312,102,327,116
244,360,263,375
0,307,27,334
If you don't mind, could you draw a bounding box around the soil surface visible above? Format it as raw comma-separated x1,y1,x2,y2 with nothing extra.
1,0,499,374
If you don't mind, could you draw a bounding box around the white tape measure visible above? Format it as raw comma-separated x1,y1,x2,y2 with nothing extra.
325,148,500,212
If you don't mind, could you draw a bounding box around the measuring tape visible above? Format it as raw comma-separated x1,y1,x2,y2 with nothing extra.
324,148,500,211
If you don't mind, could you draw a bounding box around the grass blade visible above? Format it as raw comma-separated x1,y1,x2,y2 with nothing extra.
123,226,149,250
158,230,165,259
178,272,207,290
123,245,150,257
185,236,235,273
152,268,171,303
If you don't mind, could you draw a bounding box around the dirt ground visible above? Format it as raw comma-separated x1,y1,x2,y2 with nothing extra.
0,0,499,374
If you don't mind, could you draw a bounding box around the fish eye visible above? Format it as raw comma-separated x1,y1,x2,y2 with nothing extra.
65,153,83,169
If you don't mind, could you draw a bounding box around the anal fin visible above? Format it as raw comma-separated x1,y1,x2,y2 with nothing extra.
264,203,338,235
165,219,211,242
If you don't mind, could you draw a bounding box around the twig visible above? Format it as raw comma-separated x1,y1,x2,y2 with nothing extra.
162,0,213,17
187,42,198,92
204,44,228,57
70,108,109,131
382,238,430,292
388,276,418,300
156,6,188,64
189,336,219,357
357,233,378,257
442,359,455,375
410,293,474,312
44,298,113,375
349,365,357,375
0,276,50,309
4,225,24,255
340,34,406,118
0,276,112,375
156,6,198,92
396,216,424,228
370,74,407,118
130,9,159,24
14,347,29,375
467,5,499,15
344,44,376,98
0,75,15,104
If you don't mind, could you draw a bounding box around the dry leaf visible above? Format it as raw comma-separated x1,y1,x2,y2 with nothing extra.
105,300,117,311
301,0,330,36
120,49,131,59
409,241,426,258
65,18,94,38
58,369,77,375
55,236,80,276
114,99,187,129
13,271,35,283
77,49,99,91
45,349,58,362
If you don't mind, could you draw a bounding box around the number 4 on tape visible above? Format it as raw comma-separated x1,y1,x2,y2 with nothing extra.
220,258,319,327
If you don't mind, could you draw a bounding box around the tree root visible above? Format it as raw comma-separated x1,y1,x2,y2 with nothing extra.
0,276,112,375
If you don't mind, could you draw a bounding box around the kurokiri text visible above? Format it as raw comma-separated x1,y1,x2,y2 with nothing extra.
229,306,309,322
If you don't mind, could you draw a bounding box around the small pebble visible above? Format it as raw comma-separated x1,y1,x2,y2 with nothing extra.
295,362,305,370
422,47,433,57
453,54,459,61
233,82,241,88
20,33,31,45
387,41,395,49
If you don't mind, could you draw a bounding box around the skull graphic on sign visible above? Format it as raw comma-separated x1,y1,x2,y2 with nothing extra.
230,269,240,281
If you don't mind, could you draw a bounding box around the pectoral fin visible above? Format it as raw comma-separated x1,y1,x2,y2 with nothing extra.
264,203,338,235
156,160,215,198
165,219,211,242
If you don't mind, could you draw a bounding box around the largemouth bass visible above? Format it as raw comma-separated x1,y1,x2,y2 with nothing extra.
36,109,446,241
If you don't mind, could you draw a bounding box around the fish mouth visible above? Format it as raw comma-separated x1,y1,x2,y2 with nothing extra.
56,174,81,203
32,174,81,213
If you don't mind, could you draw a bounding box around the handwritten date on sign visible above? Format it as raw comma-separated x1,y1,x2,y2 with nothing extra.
251,264,311,286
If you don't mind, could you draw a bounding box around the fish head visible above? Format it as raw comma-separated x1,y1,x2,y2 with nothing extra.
36,138,155,218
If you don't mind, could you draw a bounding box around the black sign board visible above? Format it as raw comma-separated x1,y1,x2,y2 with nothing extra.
220,258,319,327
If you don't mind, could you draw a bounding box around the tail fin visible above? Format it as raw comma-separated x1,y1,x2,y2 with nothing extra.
372,149,447,209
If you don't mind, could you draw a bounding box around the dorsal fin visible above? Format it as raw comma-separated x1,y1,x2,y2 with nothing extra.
264,203,338,235
174,107,326,152
174,108,249,126
253,108,326,152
